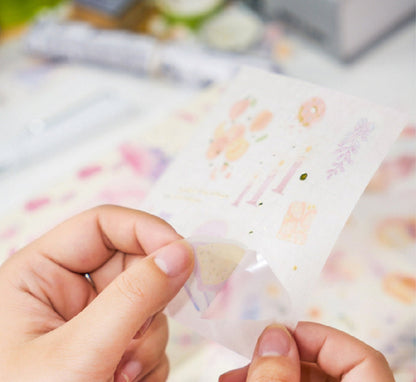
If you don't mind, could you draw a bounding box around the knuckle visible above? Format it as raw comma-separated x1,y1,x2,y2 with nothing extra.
250,359,293,382
142,331,167,361
115,272,144,305
252,376,285,382
150,354,169,382
88,204,114,216
370,349,389,366
146,314,169,343
161,355,170,380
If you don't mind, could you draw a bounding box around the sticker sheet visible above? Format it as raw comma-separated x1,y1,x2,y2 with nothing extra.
145,67,408,357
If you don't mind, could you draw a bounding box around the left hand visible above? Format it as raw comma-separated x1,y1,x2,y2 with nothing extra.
0,205,194,381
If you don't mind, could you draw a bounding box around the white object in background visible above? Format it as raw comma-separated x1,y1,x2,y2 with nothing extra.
200,4,264,52
156,0,223,17
0,92,137,172
261,0,415,60
26,20,278,87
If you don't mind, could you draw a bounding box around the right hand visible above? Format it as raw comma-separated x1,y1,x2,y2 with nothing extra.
220,322,395,382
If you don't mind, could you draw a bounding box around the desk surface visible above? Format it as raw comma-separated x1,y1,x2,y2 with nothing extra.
0,19,415,382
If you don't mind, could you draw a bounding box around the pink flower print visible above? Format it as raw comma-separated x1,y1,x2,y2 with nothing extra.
395,155,416,176
376,217,416,249
383,273,416,304
229,98,250,120
298,97,326,127
24,197,50,212
77,165,103,179
119,144,169,180
226,124,245,141
400,124,416,138
250,110,273,132
175,110,197,123
206,138,228,160
225,137,250,161
367,155,416,192
98,186,147,204
0,226,18,240
120,143,153,174
206,125,229,159
277,201,317,245
206,124,246,160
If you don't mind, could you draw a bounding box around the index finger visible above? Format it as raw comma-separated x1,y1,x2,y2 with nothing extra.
24,205,182,273
294,322,394,382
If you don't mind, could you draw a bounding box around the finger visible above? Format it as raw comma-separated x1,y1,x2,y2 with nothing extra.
140,354,169,382
28,205,182,273
219,365,249,382
89,251,146,293
114,313,168,382
219,360,334,382
50,239,194,373
300,362,337,382
247,325,300,382
294,322,394,382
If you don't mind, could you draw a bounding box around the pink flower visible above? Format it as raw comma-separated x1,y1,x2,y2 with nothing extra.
77,165,103,179
119,144,169,180
24,197,50,212
229,98,250,120
250,110,273,131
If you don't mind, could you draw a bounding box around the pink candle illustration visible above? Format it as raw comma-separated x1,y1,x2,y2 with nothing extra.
232,174,258,207
273,159,304,195
247,167,279,206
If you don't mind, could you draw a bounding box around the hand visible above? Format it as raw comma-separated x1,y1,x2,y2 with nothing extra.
0,205,194,382
220,322,394,382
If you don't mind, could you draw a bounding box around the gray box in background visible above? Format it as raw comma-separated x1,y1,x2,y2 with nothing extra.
260,0,415,61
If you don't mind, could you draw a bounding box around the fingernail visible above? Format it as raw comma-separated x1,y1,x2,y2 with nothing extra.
258,325,291,357
118,360,142,382
134,315,154,339
154,240,193,277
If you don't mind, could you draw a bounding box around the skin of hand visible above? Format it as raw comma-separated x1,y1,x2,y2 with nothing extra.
219,322,395,382
0,205,195,382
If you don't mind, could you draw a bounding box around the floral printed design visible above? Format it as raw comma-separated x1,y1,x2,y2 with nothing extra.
206,124,246,160
24,197,51,212
77,165,103,179
298,97,326,127
229,98,250,120
250,110,273,132
277,201,317,245
0,226,18,240
367,155,416,192
376,217,416,249
225,137,250,161
383,273,416,304
327,119,375,179
206,97,274,178
119,144,169,180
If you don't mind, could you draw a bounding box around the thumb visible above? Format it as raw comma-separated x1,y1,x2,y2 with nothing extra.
247,325,300,382
58,239,194,363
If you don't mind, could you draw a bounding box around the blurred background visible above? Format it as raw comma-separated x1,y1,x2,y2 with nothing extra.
0,1,415,381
